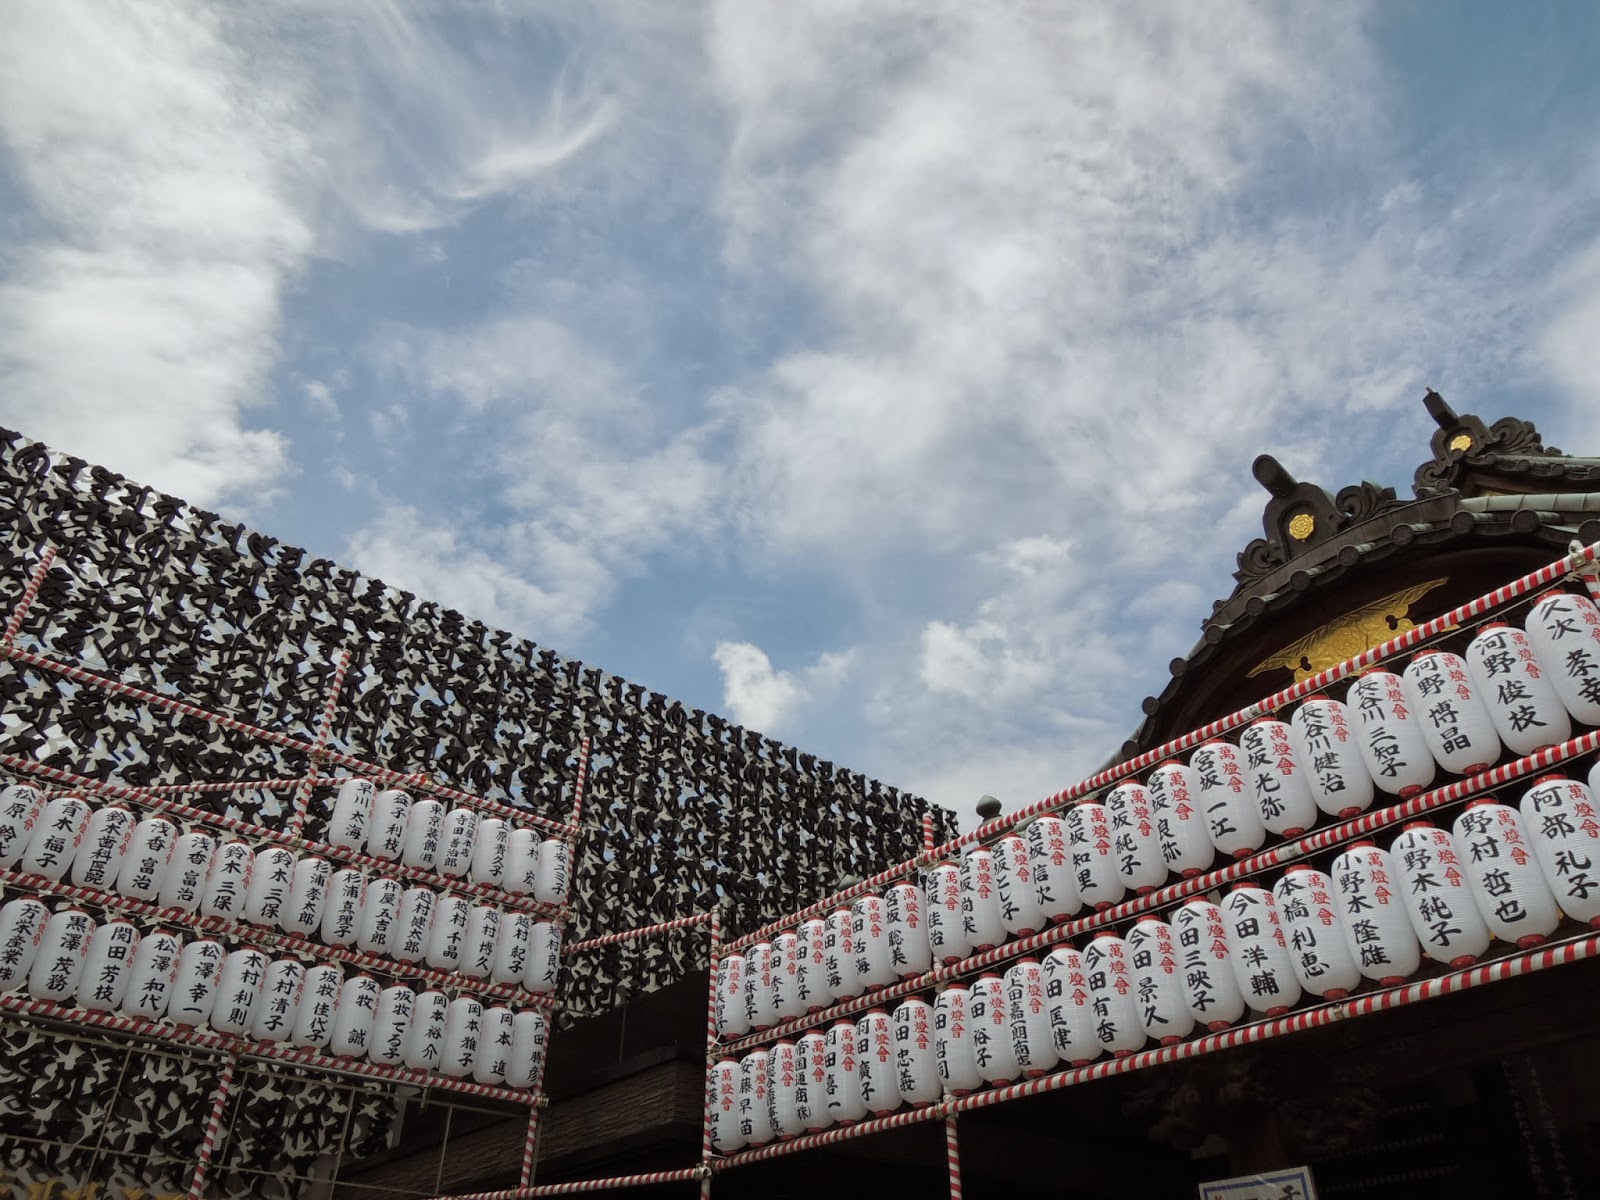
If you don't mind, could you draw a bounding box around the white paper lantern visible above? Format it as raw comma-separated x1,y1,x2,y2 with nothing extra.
438,808,479,879
1041,945,1099,1066
356,875,404,957
506,1008,549,1090
1024,814,1084,919
331,974,382,1058
168,938,226,1026
1454,800,1563,946
210,948,270,1035
1402,651,1502,774
460,905,500,979
392,886,436,964
969,972,1022,1084
823,908,863,1002
199,840,254,920
1191,742,1266,859
771,930,802,1022
1145,763,1214,878
1171,901,1247,1031
1081,934,1145,1057
327,779,375,851
1390,822,1491,966
716,952,749,1039
361,788,409,863
893,997,941,1106
438,995,482,1076
1240,720,1319,837
0,783,45,869
370,984,416,1067
769,1039,804,1135
1067,802,1124,911
711,1059,744,1152
1125,918,1195,1045
822,1023,867,1125
1003,957,1057,1076
21,795,90,881
885,882,933,978
425,895,470,971
122,931,182,1021
117,817,176,903
243,847,295,928
993,833,1045,936
1525,591,1600,726
491,911,534,986
0,897,50,991
292,964,344,1049
403,990,449,1071
1466,623,1573,756
745,941,779,1030
470,818,509,888
320,868,366,947
159,832,215,913
70,804,135,889
857,1009,897,1114
1349,670,1438,799
505,828,540,896
1105,783,1166,894
1220,885,1302,1016
798,918,831,1012
925,863,971,964
1522,774,1600,925
524,920,562,994
533,838,570,908
1330,842,1423,984
251,959,305,1043
739,1048,777,1144
401,799,445,871
960,847,1006,951
475,1005,516,1085
795,1031,827,1131
935,985,981,1095
1272,867,1361,999
77,921,141,1013
279,856,330,937
1290,696,1376,817
851,895,895,990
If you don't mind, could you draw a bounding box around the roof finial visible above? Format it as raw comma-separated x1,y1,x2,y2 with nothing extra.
1423,389,1457,428
1252,454,1298,500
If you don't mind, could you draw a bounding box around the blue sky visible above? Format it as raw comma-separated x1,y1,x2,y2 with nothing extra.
3,2,1599,828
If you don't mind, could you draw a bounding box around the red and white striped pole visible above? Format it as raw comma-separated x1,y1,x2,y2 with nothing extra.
944,1110,962,1200
2,545,56,645
518,1095,542,1191
699,908,723,1200
1572,539,1600,607
286,648,351,840
185,1053,238,1199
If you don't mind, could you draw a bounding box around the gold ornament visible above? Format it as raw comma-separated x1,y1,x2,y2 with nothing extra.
1287,512,1316,541
1449,433,1473,452
1247,578,1451,682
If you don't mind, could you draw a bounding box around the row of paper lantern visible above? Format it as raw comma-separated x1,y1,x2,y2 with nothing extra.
0,786,563,992
0,896,550,1088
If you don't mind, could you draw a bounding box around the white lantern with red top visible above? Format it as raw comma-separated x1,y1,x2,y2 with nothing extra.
1004,956,1057,1075
121,931,181,1020
244,847,295,928
1220,885,1302,1016
437,808,478,879
925,863,971,964
393,885,435,964
934,985,981,1095
71,804,135,889
367,788,412,863
824,1021,867,1124
797,1030,831,1130
1466,623,1573,756
402,989,448,1071
473,1005,515,1085
1240,720,1319,837
1272,866,1360,999
798,918,831,1012
716,952,749,1039
1191,742,1265,859
1042,945,1100,1065
969,972,1022,1084
0,897,49,991
327,778,374,850
437,994,481,1076
1145,762,1213,878
857,1008,898,1114
469,817,508,888
401,798,445,871
745,941,779,1031
77,920,141,1013
711,1059,744,1151
200,840,254,920
459,904,500,980
824,907,863,1001
168,937,225,1025
960,847,1006,950
1290,696,1376,817
507,1009,549,1091
1349,670,1437,798
21,795,90,881
994,833,1045,937
117,817,176,903
851,894,895,990
1125,918,1195,1045
1402,651,1501,774
1390,822,1491,966
524,920,561,994
210,948,269,1035
1330,842,1422,984
1025,814,1084,919
252,958,305,1044
1453,800,1562,947
0,783,45,869
1524,591,1600,726
768,1039,804,1136
1105,782,1166,894
894,997,941,1105
332,975,382,1057
771,931,802,1022
1171,901,1247,1031
1081,934,1145,1057
1067,802,1124,911
1521,774,1600,926
885,882,933,978
740,1047,777,1144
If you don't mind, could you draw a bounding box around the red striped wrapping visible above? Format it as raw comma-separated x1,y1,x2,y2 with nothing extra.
435,1167,704,1198
183,1054,237,1200
519,1101,542,1190
567,911,711,955
2,546,56,644
699,911,722,1175
945,1115,962,1200
286,648,351,840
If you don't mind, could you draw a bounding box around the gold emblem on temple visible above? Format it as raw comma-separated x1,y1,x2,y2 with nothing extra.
1247,577,1450,682
1287,512,1316,541
1449,433,1473,451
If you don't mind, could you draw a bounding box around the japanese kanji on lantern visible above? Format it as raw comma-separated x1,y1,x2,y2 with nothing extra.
1042,944,1099,1065
1105,782,1166,894
769,1039,804,1137
438,994,482,1076
993,832,1045,937
1330,842,1421,985
1220,885,1302,1017
394,885,436,963
506,1008,549,1091
1453,799,1562,947
1191,741,1266,859
252,958,306,1044
27,908,90,1003
1082,933,1145,1057
934,983,981,1096
369,985,413,1067
469,817,508,888
160,830,214,913
402,797,446,870
885,880,933,978
925,860,970,964
1240,720,1319,838
1401,650,1501,774
525,919,561,994
71,803,134,890
0,895,48,990
1290,695,1376,817
82,919,138,1012
1389,822,1492,966
1523,591,1600,726
1272,866,1360,999
798,917,831,1011
168,937,225,1025
438,807,478,878
960,844,1006,950
474,1005,515,1085
1519,775,1600,926
771,929,803,1022
244,846,294,928
118,816,176,903
893,996,941,1106
403,989,449,1072
823,1021,867,1124
1171,900,1247,1031
1125,917,1194,1045
1465,623,1573,756
122,930,180,1021
851,894,895,990
0,782,45,869
200,839,255,920
22,794,90,881
533,837,571,908
857,1008,897,1115
1004,956,1056,1077
505,826,539,895
1024,813,1084,919
426,894,469,970
711,1058,743,1152
1144,761,1213,878
969,971,1022,1085
327,778,375,850
210,947,269,1036
1348,670,1436,798
368,788,412,863
460,904,501,980
294,964,344,1050
1067,801,1123,911
739,1047,777,1145
797,1030,830,1130
491,911,533,986
823,908,863,1003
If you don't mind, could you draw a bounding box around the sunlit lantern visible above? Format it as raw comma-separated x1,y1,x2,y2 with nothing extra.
1220,885,1302,1016
524,920,562,994
77,920,141,1013
823,1021,867,1126
1453,800,1562,947
116,817,176,903
857,1008,898,1114
200,840,255,921
167,937,225,1026
0,783,45,870
740,1047,777,1145
711,1058,744,1152
716,952,749,1039
534,838,571,908
401,798,445,871
934,984,981,1096
1240,720,1319,837
1389,822,1491,967
1003,956,1057,1075
320,867,366,948
437,808,479,879
1330,842,1423,984
393,885,436,964
425,896,469,971
356,875,404,958
798,918,831,1012
1125,918,1195,1045
1041,945,1100,1065
21,794,90,881
403,989,449,1072
469,817,509,888
474,1005,516,1085
1465,623,1573,756
158,831,215,914
1081,934,1145,1057
367,788,412,863
251,958,306,1044
70,803,134,889
1105,783,1166,894
797,1031,830,1131
460,904,501,980
852,894,896,991
925,862,971,964
994,833,1045,936
1272,866,1361,999
1190,741,1265,859
491,911,534,986
1401,651,1501,775
1145,763,1214,878
1348,670,1437,799
370,985,415,1067
327,778,375,851
1171,901,1247,1031
1523,591,1600,727
824,907,863,1002
244,847,295,928
1521,774,1600,926
330,973,381,1059
505,828,540,896
438,994,482,1076
771,930,802,1022
1290,696,1376,817
1025,814,1085,919
1067,802,1124,911
960,846,1006,950
121,932,181,1021
0,897,50,991
970,971,1022,1084
506,1009,549,1091
283,852,330,939
893,997,941,1106
745,940,780,1031
769,1039,804,1137
210,948,269,1035
885,882,933,978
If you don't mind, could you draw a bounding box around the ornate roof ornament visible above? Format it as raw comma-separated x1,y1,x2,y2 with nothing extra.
1414,389,1564,494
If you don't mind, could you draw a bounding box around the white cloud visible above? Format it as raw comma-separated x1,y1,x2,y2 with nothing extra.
712,641,857,734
